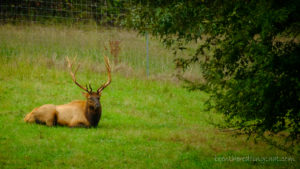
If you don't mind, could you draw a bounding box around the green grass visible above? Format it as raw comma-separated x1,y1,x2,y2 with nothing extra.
0,25,298,169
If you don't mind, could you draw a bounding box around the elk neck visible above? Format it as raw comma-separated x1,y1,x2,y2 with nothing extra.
84,100,102,127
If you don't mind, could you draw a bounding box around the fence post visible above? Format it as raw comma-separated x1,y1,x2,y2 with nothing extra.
146,32,149,77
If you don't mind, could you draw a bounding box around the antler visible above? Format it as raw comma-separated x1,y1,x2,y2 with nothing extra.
97,55,111,93
66,56,90,93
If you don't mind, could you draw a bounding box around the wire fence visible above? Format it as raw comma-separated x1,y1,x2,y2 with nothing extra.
0,0,176,76
0,0,128,26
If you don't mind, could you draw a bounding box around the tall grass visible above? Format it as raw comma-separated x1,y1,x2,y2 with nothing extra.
0,24,178,75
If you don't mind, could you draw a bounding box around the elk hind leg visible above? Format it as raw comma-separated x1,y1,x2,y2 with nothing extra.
24,108,39,123
25,104,57,126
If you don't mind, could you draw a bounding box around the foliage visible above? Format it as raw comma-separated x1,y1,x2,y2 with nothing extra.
126,0,300,146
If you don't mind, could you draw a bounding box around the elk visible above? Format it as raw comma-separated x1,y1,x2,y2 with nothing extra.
24,55,111,127
109,40,121,64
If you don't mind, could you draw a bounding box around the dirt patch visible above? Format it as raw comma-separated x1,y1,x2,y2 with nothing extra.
168,129,208,145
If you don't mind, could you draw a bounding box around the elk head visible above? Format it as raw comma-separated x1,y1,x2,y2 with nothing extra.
66,55,111,126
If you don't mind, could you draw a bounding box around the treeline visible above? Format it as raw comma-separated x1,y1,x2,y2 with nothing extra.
0,0,130,26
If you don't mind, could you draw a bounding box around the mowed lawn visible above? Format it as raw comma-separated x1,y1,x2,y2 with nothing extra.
0,25,298,169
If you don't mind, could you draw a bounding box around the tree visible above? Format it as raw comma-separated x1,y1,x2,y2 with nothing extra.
126,0,300,150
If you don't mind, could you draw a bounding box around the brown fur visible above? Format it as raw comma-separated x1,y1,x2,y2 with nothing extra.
24,96,102,127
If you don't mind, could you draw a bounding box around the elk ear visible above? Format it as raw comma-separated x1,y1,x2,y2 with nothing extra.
82,92,89,98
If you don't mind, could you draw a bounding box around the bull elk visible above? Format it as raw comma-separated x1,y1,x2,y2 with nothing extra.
24,55,111,127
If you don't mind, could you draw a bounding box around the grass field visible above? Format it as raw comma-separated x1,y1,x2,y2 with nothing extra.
0,25,298,169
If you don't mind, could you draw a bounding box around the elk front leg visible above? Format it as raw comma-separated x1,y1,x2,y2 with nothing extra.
68,120,90,128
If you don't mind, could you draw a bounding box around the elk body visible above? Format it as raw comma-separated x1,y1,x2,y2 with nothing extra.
24,56,111,127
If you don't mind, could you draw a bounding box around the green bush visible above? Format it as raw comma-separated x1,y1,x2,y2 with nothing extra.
126,0,300,148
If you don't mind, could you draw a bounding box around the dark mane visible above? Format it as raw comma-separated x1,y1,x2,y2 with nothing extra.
85,103,102,127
